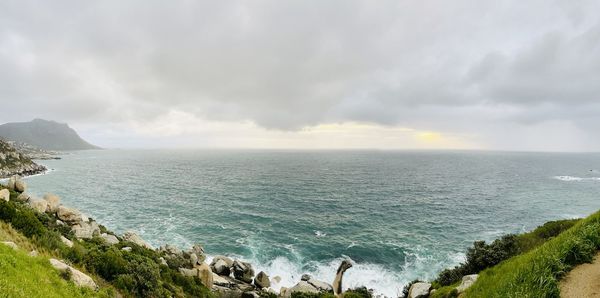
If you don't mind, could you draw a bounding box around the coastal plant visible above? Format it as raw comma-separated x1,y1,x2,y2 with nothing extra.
464,211,600,297
435,218,580,286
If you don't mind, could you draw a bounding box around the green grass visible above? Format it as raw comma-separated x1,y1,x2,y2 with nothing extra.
464,210,600,297
0,243,113,298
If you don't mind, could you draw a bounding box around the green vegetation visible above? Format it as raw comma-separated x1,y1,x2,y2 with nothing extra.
0,243,112,298
0,185,213,298
464,211,600,297
435,218,580,286
290,287,372,298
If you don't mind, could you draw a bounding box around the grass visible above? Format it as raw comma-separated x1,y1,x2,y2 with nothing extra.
0,233,114,297
464,210,600,297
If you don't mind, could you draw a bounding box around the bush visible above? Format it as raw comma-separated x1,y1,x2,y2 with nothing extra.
343,287,372,298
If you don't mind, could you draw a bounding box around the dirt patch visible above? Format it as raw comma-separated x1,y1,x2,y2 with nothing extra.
560,253,600,297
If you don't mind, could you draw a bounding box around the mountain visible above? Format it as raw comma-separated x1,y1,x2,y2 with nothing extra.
0,138,47,178
0,119,100,151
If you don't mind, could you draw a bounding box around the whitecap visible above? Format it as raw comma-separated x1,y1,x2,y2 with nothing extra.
314,230,327,237
554,175,600,182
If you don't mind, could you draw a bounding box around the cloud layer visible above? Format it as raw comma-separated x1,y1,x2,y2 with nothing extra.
1,1,599,150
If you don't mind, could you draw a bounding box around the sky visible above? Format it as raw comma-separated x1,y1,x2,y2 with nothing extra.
1,1,599,151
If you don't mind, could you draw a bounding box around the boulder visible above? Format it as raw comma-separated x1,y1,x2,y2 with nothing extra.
191,244,206,263
1,241,18,250
212,273,237,287
161,244,181,255
28,199,48,213
254,271,270,289
0,189,9,202
301,274,312,281
233,260,255,283
49,258,97,290
122,247,132,252
122,231,153,249
179,268,199,277
307,278,333,292
101,233,119,245
14,179,26,193
408,282,431,298
7,176,17,191
198,262,214,288
280,287,290,298
16,192,31,202
71,221,100,239
289,281,319,294
60,235,74,248
29,250,38,257
211,258,232,276
57,206,87,224
43,193,61,213
159,257,168,266
456,274,478,293
271,276,282,284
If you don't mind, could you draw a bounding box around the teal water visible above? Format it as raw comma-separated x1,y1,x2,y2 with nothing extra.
22,150,600,296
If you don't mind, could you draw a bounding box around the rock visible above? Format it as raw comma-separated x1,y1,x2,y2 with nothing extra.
56,219,66,226
161,244,180,255
254,271,270,289
179,268,200,277
29,250,38,257
233,260,255,283
456,274,478,293
0,189,9,202
16,192,31,202
271,276,282,284
159,257,168,266
301,274,312,281
307,278,333,292
49,258,97,289
289,281,319,294
122,231,153,249
43,193,61,213
7,176,17,191
408,282,431,298
1,241,18,250
71,221,100,239
241,291,260,298
28,199,48,213
198,262,214,288
122,247,132,252
14,179,26,193
60,235,74,248
212,273,237,287
280,287,290,298
191,244,206,263
57,206,87,224
190,253,199,267
101,233,119,245
211,258,232,276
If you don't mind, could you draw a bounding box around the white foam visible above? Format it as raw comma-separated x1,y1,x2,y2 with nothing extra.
553,175,600,182
314,230,327,237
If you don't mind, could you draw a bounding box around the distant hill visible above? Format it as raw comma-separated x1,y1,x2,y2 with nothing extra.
0,119,100,151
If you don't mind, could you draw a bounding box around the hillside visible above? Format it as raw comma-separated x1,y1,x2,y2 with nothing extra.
0,119,100,151
0,139,47,178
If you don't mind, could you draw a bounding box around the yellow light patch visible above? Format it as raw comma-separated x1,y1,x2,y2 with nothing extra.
417,132,442,142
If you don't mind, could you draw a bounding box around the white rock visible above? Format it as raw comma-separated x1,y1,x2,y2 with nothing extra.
28,199,48,213
60,236,74,248
456,274,479,293
14,179,26,193
122,247,132,252
57,206,87,224
307,278,333,292
289,281,319,294
0,189,9,202
43,193,61,213
101,233,119,245
1,241,18,250
16,192,31,202
408,282,431,298
49,258,97,289
122,231,153,249
29,250,38,257
7,176,17,191
71,221,100,239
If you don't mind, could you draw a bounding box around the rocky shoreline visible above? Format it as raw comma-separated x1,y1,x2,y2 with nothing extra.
1,175,364,298
0,139,48,178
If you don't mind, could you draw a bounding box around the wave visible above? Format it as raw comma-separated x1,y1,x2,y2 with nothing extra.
553,175,600,182
314,230,327,237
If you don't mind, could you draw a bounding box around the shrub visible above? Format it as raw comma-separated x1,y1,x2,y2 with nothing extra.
343,287,372,298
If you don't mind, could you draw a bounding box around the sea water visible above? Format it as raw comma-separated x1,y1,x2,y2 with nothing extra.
22,150,600,297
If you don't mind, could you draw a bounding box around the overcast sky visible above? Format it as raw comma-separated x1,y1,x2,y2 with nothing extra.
1,1,599,151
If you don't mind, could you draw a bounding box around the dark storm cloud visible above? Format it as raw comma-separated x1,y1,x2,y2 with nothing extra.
0,0,599,134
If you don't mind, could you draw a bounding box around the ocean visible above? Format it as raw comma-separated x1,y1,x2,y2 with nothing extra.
21,150,600,297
